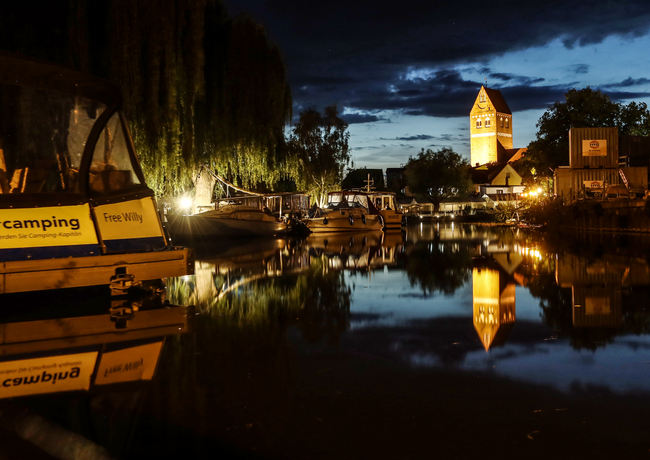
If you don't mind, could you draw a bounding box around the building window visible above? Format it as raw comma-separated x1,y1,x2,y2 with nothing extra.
485,118,490,128
500,118,504,128
480,93,486,103
476,119,482,128
505,118,509,129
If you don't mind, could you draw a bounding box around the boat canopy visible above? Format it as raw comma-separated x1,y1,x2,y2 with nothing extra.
0,52,146,207
325,191,372,210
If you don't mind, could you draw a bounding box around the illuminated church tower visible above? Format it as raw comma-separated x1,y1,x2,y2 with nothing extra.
470,86,513,166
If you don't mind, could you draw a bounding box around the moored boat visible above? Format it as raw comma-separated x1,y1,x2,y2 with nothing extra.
0,52,191,294
167,201,288,241
166,168,305,241
303,191,384,233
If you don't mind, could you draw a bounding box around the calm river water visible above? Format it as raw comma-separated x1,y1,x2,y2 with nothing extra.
1,222,650,459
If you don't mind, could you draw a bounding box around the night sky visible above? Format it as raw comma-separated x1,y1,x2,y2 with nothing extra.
223,0,650,171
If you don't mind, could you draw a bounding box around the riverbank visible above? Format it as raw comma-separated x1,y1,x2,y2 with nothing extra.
549,199,650,233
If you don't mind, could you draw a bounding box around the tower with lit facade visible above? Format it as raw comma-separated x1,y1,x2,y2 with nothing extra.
470,86,513,167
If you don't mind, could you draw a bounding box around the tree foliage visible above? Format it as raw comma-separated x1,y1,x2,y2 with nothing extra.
524,87,650,176
288,106,351,206
0,1,294,196
108,1,294,195
341,168,385,191
404,148,473,210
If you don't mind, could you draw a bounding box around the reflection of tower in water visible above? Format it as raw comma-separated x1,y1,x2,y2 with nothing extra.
472,267,516,351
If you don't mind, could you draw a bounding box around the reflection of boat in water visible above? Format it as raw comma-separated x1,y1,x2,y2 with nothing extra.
0,289,191,457
0,53,190,293
303,191,383,233
306,230,384,270
0,289,191,399
306,230,383,254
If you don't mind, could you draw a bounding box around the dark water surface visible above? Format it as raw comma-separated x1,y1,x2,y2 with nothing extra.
2,222,650,459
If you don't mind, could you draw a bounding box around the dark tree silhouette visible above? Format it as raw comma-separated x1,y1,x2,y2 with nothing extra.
523,87,650,177
0,1,294,195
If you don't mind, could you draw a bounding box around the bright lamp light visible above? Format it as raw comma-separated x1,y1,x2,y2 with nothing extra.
180,197,193,209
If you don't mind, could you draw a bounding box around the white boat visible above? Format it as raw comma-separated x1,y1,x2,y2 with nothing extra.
303,191,384,233
167,166,292,243
168,200,288,241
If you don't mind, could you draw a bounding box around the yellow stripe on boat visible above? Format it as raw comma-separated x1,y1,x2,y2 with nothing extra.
0,204,98,249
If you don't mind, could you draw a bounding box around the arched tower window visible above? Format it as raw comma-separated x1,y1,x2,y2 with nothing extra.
485,118,491,128
500,118,504,128
476,119,482,129
505,118,509,129
480,93,486,103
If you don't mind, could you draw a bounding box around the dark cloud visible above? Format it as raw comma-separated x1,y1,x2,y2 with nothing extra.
224,0,650,122
570,64,590,74
388,134,435,141
488,73,545,86
379,133,463,142
600,77,650,88
341,113,384,124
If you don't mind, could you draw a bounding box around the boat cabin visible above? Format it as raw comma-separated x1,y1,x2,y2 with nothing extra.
324,191,378,211
0,53,190,293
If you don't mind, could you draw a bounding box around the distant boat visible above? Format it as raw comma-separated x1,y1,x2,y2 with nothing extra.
303,191,384,233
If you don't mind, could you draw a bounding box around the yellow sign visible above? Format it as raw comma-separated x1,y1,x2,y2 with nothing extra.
0,352,97,399
95,341,163,385
582,139,607,157
94,197,163,241
0,204,98,249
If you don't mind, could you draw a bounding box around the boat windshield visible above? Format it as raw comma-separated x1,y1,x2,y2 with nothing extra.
0,83,106,193
89,112,141,193
370,194,395,210
326,193,369,209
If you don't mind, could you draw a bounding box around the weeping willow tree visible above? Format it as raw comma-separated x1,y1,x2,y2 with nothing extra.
198,12,297,190
107,0,294,195
0,1,295,196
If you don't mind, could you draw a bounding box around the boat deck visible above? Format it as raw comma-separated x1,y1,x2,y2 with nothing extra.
0,248,191,294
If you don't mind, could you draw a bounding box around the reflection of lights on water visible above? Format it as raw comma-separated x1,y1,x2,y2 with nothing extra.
519,246,543,260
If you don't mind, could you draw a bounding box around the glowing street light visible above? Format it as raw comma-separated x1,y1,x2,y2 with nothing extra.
180,197,193,209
